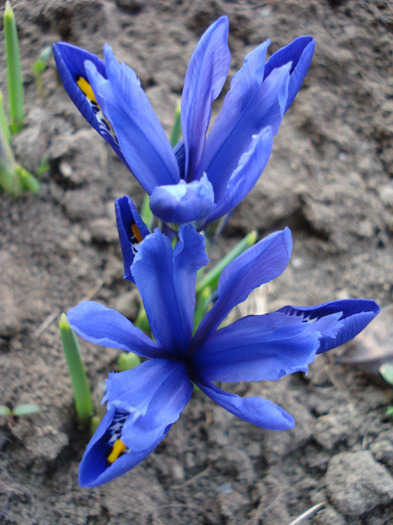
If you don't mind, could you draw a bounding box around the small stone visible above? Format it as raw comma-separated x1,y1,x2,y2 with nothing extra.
325,451,393,516
357,219,374,238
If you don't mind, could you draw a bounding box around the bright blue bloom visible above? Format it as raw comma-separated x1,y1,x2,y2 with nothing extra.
67,226,379,487
53,17,315,228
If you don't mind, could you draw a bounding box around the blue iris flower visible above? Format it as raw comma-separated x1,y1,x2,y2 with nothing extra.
53,17,315,228
67,226,379,487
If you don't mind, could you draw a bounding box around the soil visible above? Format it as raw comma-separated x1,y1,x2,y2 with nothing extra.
1,0,393,523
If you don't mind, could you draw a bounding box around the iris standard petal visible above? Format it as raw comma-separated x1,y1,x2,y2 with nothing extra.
191,312,322,382
67,301,161,359
85,45,179,194
132,227,207,355
192,228,293,347
194,379,295,430
201,127,274,227
200,58,290,200
181,16,231,181
278,299,380,354
104,359,192,451
78,406,163,487
263,36,315,113
149,174,215,224
53,43,130,170
115,195,150,282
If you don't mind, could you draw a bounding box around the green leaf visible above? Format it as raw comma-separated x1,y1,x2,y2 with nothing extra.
0,90,10,144
59,313,94,427
0,405,12,416
380,363,393,386
170,101,181,147
13,403,40,416
4,1,24,134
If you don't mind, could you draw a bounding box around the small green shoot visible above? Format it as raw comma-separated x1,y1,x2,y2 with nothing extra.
4,0,24,134
0,403,40,425
1,2,41,195
379,363,393,418
59,313,94,427
33,46,52,97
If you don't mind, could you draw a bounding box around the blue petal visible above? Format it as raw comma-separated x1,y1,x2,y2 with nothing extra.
85,45,179,194
115,196,150,282
201,127,274,227
181,16,231,181
192,228,293,348
264,36,315,113
149,174,215,224
67,301,161,359
194,379,294,430
191,312,321,382
78,406,164,487
200,46,290,200
278,299,380,354
132,227,208,355
104,359,192,451
53,43,131,171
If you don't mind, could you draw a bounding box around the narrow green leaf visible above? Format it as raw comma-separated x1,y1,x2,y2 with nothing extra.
0,406,12,416
4,1,24,134
170,101,181,147
13,403,40,416
0,90,10,144
59,313,94,427
33,46,52,97
196,230,258,295
193,286,212,333
15,164,40,193
0,121,21,194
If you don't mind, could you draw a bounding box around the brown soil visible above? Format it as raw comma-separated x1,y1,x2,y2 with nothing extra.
1,1,393,523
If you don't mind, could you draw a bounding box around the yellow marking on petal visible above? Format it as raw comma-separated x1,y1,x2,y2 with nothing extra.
131,223,143,243
77,77,97,104
107,439,127,464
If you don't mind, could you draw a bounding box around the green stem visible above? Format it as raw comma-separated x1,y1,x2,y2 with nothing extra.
170,101,181,147
196,230,258,295
140,193,154,230
193,286,212,333
59,314,94,427
4,1,24,134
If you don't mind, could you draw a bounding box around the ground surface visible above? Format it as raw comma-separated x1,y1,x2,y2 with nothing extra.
1,0,393,523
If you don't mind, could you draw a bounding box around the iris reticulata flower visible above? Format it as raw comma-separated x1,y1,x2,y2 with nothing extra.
53,17,315,228
67,226,379,486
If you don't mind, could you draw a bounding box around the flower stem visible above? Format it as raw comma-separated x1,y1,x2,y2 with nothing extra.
59,314,94,427
4,1,24,134
196,230,258,294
